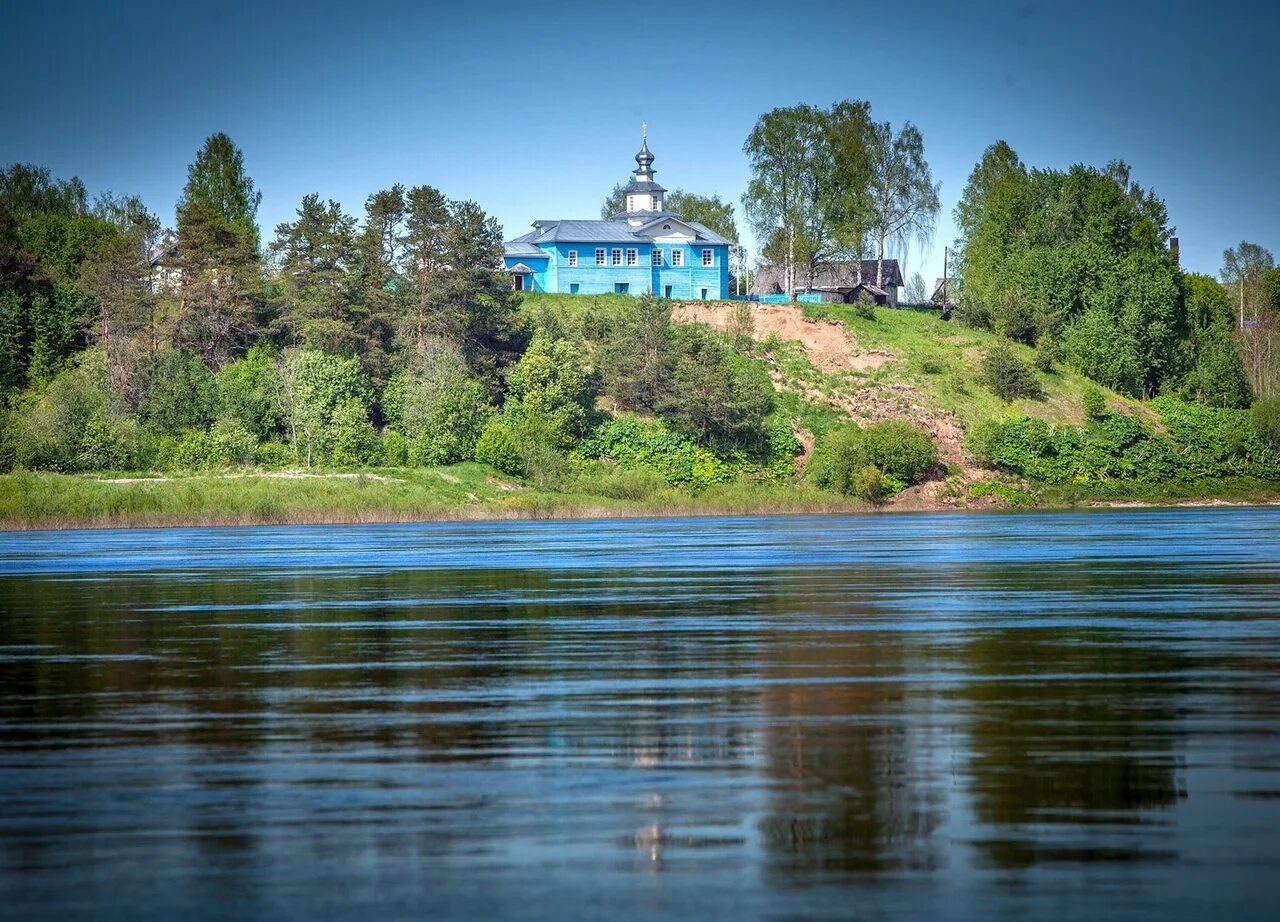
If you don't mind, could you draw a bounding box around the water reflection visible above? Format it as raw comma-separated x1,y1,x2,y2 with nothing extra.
2,511,1280,919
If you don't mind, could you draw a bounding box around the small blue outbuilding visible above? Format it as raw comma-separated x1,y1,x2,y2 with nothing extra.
504,131,732,300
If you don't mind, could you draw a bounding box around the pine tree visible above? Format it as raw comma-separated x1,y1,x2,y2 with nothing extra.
269,194,360,357
178,133,263,252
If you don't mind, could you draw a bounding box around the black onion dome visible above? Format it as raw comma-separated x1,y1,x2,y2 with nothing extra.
635,138,655,172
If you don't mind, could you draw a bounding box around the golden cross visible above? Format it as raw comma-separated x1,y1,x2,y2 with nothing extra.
642,122,648,142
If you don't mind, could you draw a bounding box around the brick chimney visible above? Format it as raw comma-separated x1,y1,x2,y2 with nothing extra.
1170,237,1180,264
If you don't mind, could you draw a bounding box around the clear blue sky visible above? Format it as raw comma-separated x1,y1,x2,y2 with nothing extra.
4,0,1277,283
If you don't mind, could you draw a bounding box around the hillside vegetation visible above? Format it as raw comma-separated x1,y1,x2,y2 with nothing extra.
3,131,1278,530
4,288,1279,529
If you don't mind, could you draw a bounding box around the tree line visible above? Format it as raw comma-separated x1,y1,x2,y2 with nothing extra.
0,133,799,480
951,139,1280,405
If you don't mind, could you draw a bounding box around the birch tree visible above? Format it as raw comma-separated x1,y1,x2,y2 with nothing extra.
866,121,940,288
743,105,825,299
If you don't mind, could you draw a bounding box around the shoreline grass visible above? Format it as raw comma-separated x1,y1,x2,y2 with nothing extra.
1,465,1276,532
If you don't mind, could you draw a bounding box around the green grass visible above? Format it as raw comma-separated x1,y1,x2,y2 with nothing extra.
786,301,1144,432
5,294,1274,530
0,463,872,530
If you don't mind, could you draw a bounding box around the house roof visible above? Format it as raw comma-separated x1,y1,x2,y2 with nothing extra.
930,277,956,305
622,178,667,195
504,215,732,255
148,236,179,267
609,209,678,222
507,262,535,274
504,241,547,259
753,259,903,295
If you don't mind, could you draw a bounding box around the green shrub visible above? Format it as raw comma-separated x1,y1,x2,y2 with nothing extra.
505,411,573,488
1183,330,1252,409
1253,395,1280,450
214,344,282,439
969,398,1280,492
474,421,524,476
1060,308,1144,397
859,421,938,483
761,414,803,480
969,480,1033,506
142,348,217,434
255,441,295,468
727,301,755,350
379,430,409,467
282,350,373,465
160,421,256,471
852,300,876,321
3,350,143,471
981,341,1043,401
208,416,258,465
800,302,832,322
807,421,937,496
504,336,596,449
953,299,993,331
1151,397,1279,479
920,358,945,375
76,416,135,471
1082,388,1107,419
411,381,494,465
165,429,228,470
1034,333,1058,373
576,417,746,489
851,464,888,503
329,399,379,466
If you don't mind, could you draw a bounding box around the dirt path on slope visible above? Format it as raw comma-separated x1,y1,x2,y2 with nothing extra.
671,302,892,373
677,301,1003,506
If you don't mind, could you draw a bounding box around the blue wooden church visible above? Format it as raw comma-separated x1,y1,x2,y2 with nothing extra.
504,130,732,300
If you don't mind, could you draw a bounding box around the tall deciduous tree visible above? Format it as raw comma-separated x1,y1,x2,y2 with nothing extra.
665,191,739,243
823,99,877,267
743,104,828,299
1221,241,1275,327
0,164,87,218
953,141,1185,396
865,121,939,288
600,184,626,220
1221,243,1278,398
598,185,741,244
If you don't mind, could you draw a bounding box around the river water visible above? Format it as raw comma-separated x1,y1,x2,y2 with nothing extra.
1,510,1278,920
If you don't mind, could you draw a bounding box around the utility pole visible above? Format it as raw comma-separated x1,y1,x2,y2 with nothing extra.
941,246,949,316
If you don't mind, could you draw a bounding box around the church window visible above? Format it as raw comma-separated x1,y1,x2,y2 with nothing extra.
702,249,713,266
595,248,606,265
671,249,683,267
652,249,662,266
611,248,622,266
626,248,638,266
567,250,578,267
